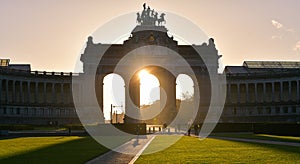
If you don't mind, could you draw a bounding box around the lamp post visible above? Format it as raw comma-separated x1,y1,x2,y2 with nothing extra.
111,104,123,124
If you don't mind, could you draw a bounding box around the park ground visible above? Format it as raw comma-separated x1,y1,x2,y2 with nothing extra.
0,133,300,163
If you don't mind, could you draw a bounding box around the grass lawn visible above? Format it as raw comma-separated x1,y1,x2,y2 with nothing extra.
0,136,108,164
211,133,300,143
136,136,300,163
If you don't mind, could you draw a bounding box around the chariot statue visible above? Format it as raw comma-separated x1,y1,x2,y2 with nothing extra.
136,3,166,26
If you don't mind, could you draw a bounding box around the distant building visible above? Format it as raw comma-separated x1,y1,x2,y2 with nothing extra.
222,61,300,123
0,59,78,125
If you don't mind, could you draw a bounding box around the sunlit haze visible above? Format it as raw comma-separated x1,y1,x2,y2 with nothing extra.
1,1,300,120
1,1,300,72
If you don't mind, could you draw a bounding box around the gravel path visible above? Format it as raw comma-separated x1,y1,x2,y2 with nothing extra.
86,135,156,164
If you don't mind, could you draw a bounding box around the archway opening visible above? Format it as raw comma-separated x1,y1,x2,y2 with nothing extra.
176,74,194,101
139,69,160,107
175,74,196,130
103,74,125,123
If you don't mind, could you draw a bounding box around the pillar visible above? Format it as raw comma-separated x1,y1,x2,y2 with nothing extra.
280,81,283,101
272,82,275,102
237,83,240,103
12,80,15,103
227,83,231,103
6,80,9,103
43,82,47,103
124,74,140,123
27,81,31,103
245,83,249,102
52,83,55,103
297,80,299,102
61,83,64,104
0,79,3,104
95,75,104,113
288,81,292,101
254,83,258,102
156,70,176,125
263,82,266,102
35,82,38,103
0,79,2,104
20,81,23,103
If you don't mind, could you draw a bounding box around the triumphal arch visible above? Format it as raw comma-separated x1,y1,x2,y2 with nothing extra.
78,4,223,126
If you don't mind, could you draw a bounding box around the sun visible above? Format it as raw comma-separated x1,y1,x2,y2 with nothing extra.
138,69,149,79
138,69,160,105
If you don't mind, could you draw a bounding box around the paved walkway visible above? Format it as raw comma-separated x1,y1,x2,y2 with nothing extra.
210,136,300,147
86,135,156,164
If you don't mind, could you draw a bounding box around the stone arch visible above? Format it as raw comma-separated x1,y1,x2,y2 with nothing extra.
124,65,177,125
176,74,194,100
102,73,125,123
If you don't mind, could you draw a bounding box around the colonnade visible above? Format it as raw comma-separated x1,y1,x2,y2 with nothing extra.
223,78,300,122
227,79,300,104
0,79,72,104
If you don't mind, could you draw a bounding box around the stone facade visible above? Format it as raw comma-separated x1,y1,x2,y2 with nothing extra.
222,61,300,123
1,27,300,125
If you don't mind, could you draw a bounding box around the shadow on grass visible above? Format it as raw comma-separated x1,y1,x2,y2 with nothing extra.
210,133,300,143
0,136,109,164
212,137,300,155
137,136,300,163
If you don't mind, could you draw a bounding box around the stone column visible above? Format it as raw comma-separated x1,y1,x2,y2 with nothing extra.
263,82,266,102
156,70,176,125
20,81,23,103
43,82,47,103
288,81,292,101
245,83,249,103
95,75,104,113
52,83,55,103
297,80,299,102
27,81,31,103
280,81,283,101
6,80,9,103
60,83,64,104
271,82,275,102
237,83,240,103
0,79,2,103
160,76,176,125
12,80,15,103
254,83,258,102
124,74,140,123
227,83,231,103
35,82,38,103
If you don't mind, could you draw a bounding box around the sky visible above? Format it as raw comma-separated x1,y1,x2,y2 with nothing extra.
1,1,300,119
1,0,300,72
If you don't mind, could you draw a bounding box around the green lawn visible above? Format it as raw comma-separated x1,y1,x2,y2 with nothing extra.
0,136,108,164
211,133,300,143
136,136,300,163
2,135,300,163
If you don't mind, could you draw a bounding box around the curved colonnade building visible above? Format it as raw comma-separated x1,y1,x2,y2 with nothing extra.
222,61,300,123
0,61,78,125
1,60,300,125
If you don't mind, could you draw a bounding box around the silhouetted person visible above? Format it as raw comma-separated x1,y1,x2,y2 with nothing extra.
136,125,140,135
194,124,198,135
187,128,191,136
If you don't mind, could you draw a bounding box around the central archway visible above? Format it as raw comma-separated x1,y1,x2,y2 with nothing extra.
126,66,177,125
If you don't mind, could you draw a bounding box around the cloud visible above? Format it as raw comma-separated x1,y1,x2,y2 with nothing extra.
271,20,296,40
271,35,283,39
271,20,283,29
293,41,300,51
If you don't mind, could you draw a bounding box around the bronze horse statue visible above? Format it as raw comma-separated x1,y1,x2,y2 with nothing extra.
157,13,166,26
